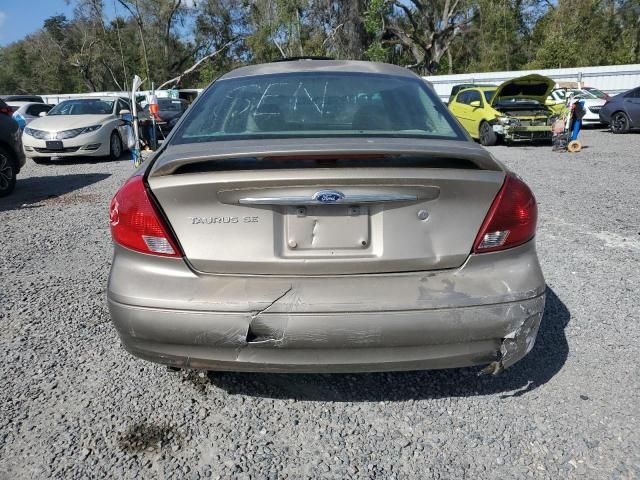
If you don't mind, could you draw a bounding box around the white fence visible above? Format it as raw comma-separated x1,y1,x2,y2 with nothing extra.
36,64,640,105
40,88,203,105
423,63,640,102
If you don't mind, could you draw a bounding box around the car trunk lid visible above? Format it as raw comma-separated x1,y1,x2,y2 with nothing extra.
147,139,505,275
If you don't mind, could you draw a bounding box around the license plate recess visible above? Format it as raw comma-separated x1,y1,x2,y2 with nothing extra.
285,205,370,251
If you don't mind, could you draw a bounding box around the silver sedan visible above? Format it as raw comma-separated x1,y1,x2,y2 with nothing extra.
107,60,545,375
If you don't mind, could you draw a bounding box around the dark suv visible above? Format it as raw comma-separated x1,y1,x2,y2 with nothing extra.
0,99,26,196
598,86,640,133
1,95,45,103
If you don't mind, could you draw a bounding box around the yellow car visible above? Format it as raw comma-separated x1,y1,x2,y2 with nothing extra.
448,74,558,146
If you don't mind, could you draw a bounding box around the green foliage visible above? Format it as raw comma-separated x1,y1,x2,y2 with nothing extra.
526,0,630,69
0,0,638,94
364,0,391,62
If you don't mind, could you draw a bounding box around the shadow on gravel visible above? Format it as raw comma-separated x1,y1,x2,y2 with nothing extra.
207,287,570,401
40,151,134,165
0,173,111,212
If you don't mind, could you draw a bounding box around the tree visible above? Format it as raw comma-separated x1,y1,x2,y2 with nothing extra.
316,0,368,59
379,0,477,74
526,0,636,69
0,0,638,95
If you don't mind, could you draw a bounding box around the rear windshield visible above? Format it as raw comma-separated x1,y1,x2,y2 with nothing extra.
171,72,463,144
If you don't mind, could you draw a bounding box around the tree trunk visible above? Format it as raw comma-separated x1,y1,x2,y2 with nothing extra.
336,0,366,59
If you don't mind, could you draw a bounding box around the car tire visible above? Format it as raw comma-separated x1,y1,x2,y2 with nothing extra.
479,121,498,146
32,157,51,165
610,111,630,134
109,131,123,160
0,146,17,197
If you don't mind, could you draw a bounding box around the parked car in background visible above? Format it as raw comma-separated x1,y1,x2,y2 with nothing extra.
547,88,606,124
144,97,189,135
1,95,44,103
448,83,496,104
583,87,610,101
8,102,53,130
448,74,557,145
22,97,134,163
108,59,545,375
599,86,640,133
0,99,26,196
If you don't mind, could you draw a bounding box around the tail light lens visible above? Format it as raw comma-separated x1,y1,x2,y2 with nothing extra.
109,175,181,257
0,106,13,116
473,174,537,253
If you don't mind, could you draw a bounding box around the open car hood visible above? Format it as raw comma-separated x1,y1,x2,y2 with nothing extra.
491,74,556,106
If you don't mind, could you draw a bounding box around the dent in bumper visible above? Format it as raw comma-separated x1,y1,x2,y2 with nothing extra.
107,240,546,373
480,306,543,375
108,294,545,373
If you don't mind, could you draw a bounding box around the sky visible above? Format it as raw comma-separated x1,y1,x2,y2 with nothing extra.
0,0,84,46
0,0,76,46
0,0,195,46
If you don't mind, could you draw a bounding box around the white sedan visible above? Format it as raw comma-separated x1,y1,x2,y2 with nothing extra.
548,89,606,124
22,97,135,163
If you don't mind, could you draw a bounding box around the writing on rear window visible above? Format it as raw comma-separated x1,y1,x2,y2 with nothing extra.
173,72,462,144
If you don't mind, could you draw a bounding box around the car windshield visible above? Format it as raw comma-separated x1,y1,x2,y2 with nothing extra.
554,89,597,101
553,90,567,100
48,99,114,116
172,72,463,144
570,89,598,99
586,88,607,98
484,90,496,102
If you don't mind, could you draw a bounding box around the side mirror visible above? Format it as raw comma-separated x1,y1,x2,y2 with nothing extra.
469,100,481,108
39,111,47,117
119,109,131,115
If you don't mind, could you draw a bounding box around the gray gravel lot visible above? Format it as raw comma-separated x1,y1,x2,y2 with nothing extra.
1,129,639,479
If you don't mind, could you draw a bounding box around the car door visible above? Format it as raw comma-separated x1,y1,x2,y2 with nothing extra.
465,90,484,138
624,88,640,126
449,91,473,134
115,99,134,148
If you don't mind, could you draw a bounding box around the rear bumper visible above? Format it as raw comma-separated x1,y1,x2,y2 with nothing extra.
109,295,545,373
107,241,546,373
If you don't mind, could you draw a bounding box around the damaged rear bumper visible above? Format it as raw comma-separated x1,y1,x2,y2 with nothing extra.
107,241,546,374
109,295,545,373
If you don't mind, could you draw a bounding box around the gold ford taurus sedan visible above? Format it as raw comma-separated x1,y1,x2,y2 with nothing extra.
107,60,545,375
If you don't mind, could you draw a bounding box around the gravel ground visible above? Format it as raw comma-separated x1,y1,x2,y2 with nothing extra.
1,129,639,479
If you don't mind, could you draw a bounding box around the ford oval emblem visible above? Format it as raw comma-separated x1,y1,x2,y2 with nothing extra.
313,190,345,203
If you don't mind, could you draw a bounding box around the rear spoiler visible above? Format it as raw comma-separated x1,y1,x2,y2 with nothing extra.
149,137,503,176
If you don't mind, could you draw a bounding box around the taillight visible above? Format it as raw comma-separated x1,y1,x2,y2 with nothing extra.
472,174,537,253
0,106,13,116
109,175,181,257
